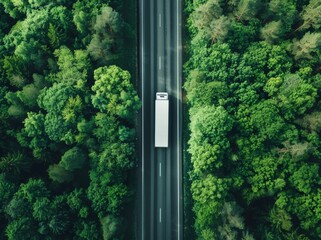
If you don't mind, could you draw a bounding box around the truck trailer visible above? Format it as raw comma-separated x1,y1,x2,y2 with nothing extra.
155,92,169,148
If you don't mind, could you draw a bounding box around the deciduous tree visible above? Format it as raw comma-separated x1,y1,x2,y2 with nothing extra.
91,65,140,120
291,32,321,60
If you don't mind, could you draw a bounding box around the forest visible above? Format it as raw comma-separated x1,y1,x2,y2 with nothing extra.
184,0,321,239
0,0,139,239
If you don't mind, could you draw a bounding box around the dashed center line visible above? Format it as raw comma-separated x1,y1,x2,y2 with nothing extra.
159,56,162,70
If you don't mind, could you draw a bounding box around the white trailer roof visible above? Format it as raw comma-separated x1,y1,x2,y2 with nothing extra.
155,93,169,148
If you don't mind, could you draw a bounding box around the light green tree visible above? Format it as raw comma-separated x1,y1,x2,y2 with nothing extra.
87,6,123,65
269,206,292,232
295,111,321,132
291,32,321,60
54,46,90,86
91,65,141,120
234,0,262,21
261,20,283,43
101,215,123,240
297,0,321,31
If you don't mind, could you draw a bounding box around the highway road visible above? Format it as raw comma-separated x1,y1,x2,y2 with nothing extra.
137,0,182,239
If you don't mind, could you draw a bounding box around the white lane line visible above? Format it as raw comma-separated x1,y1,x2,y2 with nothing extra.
159,162,161,177
159,14,162,28
160,208,162,223
159,56,162,70
141,0,144,239
177,0,180,239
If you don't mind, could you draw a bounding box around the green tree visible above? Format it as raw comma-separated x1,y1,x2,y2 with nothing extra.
6,217,40,240
106,183,129,214
98,142,134,171
93,113,118,141
19,111,49,159
38,83,81,143
87,171,111,217
72,0,106,46
48,6,73,47
226,20,259,52
48,164,73,183
289,190,321,234
0,0,24,18
47,196,71,235
54,46,90,86
242,100,286,142
2,55,27,88
189,106,233,149
75,118,95,146
268,0,297,32
190,0,222,29
60,147,86,171
184,70,229,107
190,0,224,40
3,9,51,70
234,0,262,21
0,174,16,213
217,202,250,240
188,43,238,84
269,206,292,233
297,0,321,31
277,141,312,161
209,16,231,43
91,65,140,120
261,20,283,43
66,188,89,217
48,23,65,50
291,32,321,60
74,220,101,239
247,155,285,201
32,197,51,221
87,6,123,65
276,74,317,120
191,143,223,175
16,83,41,108
101,215,123,240
0,152,30,175
295,111,321,132
192,174,230,235
289,163,319,194
5,91,26,119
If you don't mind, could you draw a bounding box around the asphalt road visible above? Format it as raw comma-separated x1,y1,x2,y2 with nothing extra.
137,0,183,239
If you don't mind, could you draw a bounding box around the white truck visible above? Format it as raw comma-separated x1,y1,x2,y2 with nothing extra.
155,92,169,148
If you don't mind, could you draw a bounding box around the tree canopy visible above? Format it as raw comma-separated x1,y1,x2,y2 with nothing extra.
0,0,138,239
185,0,321,239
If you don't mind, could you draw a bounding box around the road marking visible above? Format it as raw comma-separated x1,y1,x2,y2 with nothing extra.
159,14,162,28
141,0,144,239
160,208,162,223
159,56,161,70
159,162,161,177
176,0,180,239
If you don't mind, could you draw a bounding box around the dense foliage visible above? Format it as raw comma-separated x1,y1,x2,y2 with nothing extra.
0,0,139,239
185,0,321,239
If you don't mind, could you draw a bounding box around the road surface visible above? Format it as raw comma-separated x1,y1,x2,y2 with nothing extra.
137,0,183,239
